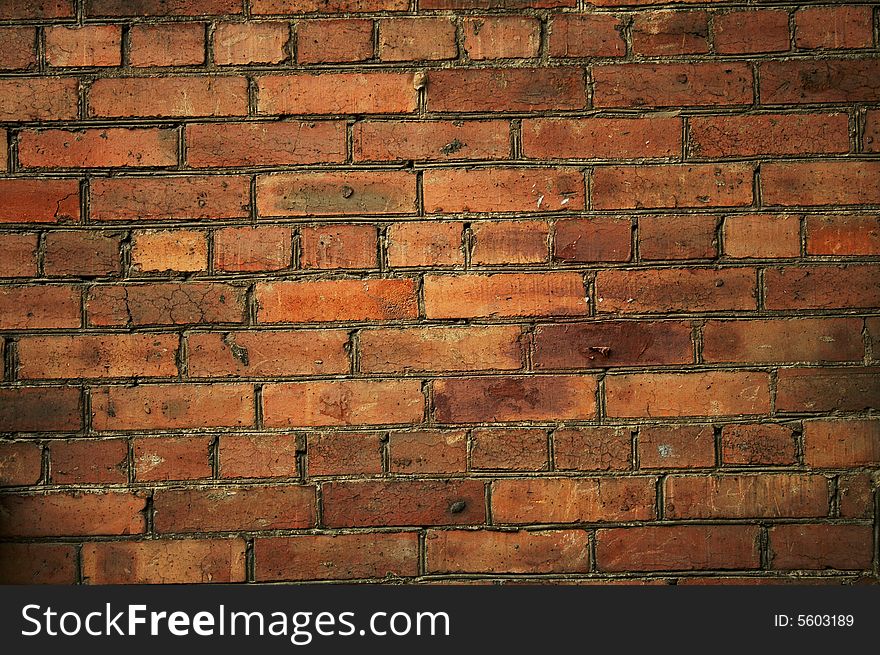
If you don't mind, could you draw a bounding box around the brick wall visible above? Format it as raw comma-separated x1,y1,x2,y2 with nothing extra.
0,0,878,584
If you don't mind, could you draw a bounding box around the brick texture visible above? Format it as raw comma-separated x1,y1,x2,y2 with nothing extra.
0,0,877,587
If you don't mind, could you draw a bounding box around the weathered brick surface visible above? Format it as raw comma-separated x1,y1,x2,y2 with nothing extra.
1,0,877,586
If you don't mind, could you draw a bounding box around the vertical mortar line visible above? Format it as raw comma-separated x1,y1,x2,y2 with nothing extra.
36,231,47,277
120,23,131,68
246,281,257,325
178,123,187,169
588,529,597,573
346,120,355,164
76,0,85,24
584,271,596,317
80,177,90,226
416,272,426,319
521,323,535,372
3,337,17,382
176,332,188,379
863,318,874,365
829,475,840,518
548,216,558,266
713,424,722,468
245,538,256,583
751,60,760,108
418,529,427,578
510,119,523,160
120,230,132,278
799,214,807,258
793,422,805,467
769,367,778,417
243,0,252,20
207,229,216,275
5,129,14,173
82,384,91,437
372,18,380,62
144,491,156,535
584,165,591,211
755,268,765,312
538,12,549,64
296,433,307,484
210,434,220,480
126,436,135,485
40,441,50,486
715,214,726,261
75,544,84,585
291,226,302,270
206,22,217,69
347,329,361,375
484,480,493,526
381,431,391,475
287,20,297,64
247,76,258,118
681,115,690,162
36,25,47,72
462,222,474,270
249,174,258,224
254,383,264,430
693,320,704,364
584,65,593,110
315,481,324,529
546,427,555,472
422,378,434,427
595,371,606,425
655,474,665,520
851,106,863,154
377,224,389,273
78,78,89,122
759,524,770,570
629,216,638,264
415,169,425,217
631,427,639,471
874,483,880,578
752,163,762,210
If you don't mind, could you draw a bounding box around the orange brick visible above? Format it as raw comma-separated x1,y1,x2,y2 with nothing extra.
386,221,464,267
50,439,128,484
721,424,797,466
45,25,121,67
638,425,715,469
133,436,212,481
803,419,880,468
0,78,79,122
130,23,206,66
0,543,76,584
353,120,510,162
19,127,178,169
220,434,299,479
0,491,146,537
0,233,38,277
471,220,549,264
379,18,457,61
795,6,873,50
300,224,377,269
0,27,37,69
214,226,292,272
638,214,718,260
89,76,248,118
214,21,289,65
307,432,383,476
0,442,43,486
388,430,467,474
548,14,625,57
463,16,541,60
805,215,880,256
297,19,373,63
713,10,790,54
130,229,208,273
0,178,80,223
0,285,80,330
471,428,548,471
257,72,417,115
554,217,632,263
632,11,709,56
523,117,681,159
554,427,632,471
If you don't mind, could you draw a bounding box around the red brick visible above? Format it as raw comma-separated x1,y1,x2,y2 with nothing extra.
89,76,248,118
760,60,880,104
534,321,692,370
433,375,596,423
839,472,876,519
129,23,206,66
867,110,880,151
463,16,540,60
257,73,416,115
300,224,377,269
426,168,583,214
0,543,76,584
0,286,80,330
765,265,880,310
548,14,625,57
386,221,464,267
427,529,589,574
256,533,418,582
360,325,523,374
703,318,863,364
632,11,709,55
0,27,37,69
472,220,549,264
51,439,127,484
770,525,873,570
87,283,247,326
606,371,770,418
0,442,42,486
596,268,756,313
713,9,790,54
593,63,752,107
187,121,345,167
427,68,586,112
18,334,178,379
0,491,145,537
492,476,656,523
353,120,509,162
379,17,457,61
723,214,800,259
307,432,383,476
425,273,588,319
389,430,467,474
133,436,212,481
263,379,423,427
297,19,373,64
83,539,246,584
214,22,288,65
130,229,208,273
153,485,316,533
0,130,5,173
639,425,714,469
20,127,178,169
795,6,873,50
803,419,880,468
91,176,249,221
322,479,485,527
0,179,80,223
721,424,797,466
0,233,38,277
214,226,292,272
86,0,242,15
44,231,122,277
257,171,416,216
554,427,632,471
596,525,760,572
91,384,254,431
777,368,879,413
689,113,849,158
806,215,880,255
554,217,632,262
188,330,349,377
0,387,82,432
523,117,680,160
0,0,73,18
219,434,298,479
424,0,573,7
665,473,829,519
45,25,121,67
593,164,753,209
471,428,548,471
256,278,418,323
764,161,880,206
0,78,79,122
160,434,226,482
871,318,880,360
639,214,718,260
